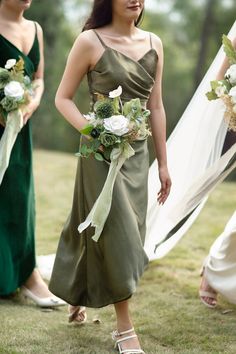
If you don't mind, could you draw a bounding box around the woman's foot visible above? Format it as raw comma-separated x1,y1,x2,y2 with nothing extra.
23,268,54,298
199,269,217,308
68,305,87,324
21,268,66,307
112,327,145,354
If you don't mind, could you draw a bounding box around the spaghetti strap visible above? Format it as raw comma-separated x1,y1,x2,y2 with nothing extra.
93,30,107,48
34,22,37,34
149,33,153,49
34,22,38,40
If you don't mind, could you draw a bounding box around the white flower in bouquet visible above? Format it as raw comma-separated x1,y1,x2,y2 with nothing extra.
104,115,130,136
4,81,24,100
109,85,122,98
4,59,16,70
229,86,236,104
84,112,96,121
215,84,227,97
225,64,236,85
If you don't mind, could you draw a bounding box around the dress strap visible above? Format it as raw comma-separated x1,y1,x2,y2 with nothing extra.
93,30,107,48
34,22,38,39
149,33,153,49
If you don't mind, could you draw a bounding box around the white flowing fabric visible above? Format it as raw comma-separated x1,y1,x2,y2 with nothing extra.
145,21,236,260
0,110,23,185
205,211,236,304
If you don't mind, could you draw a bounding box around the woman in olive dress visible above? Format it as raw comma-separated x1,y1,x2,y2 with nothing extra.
0,0,64,307
49,0,171,352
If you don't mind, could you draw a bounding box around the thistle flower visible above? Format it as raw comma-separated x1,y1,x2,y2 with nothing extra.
95,99,115,119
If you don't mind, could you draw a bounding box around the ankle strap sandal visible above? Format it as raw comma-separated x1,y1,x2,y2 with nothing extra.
111,328,145,354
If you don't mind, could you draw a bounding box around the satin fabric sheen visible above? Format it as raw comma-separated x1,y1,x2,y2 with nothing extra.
49,32,158,307
0,30,40,295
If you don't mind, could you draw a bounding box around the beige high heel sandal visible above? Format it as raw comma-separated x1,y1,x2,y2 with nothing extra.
68,305,87,324
199,266,217,308
111,327,145,354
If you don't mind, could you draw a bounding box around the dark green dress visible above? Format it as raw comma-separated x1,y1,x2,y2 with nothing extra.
0,28,40,296
49,32,158,308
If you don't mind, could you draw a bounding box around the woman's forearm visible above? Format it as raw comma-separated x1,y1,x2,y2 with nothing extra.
150,107,168,167
55,96,88,131
32,78,44,105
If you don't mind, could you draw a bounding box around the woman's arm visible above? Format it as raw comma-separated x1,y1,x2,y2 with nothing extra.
147,34,171,204
23,22,44,124
55,31,96,131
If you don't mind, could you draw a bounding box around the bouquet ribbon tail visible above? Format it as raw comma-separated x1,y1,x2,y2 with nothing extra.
78,144,135,242
0,110,23,185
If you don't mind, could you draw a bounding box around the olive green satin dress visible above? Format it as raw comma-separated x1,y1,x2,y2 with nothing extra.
0,28,40,295
49,32,158,308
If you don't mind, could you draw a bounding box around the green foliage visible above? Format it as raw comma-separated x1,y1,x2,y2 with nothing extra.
79,124,93,135
0,69,10,89
206,90,218,100
123,98,142,118
222,34,236,65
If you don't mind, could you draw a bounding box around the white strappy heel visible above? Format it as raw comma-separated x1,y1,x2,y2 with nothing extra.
111,327,145,354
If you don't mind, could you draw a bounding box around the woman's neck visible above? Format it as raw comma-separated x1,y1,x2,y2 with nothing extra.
0,6,24,23
110,17,137,37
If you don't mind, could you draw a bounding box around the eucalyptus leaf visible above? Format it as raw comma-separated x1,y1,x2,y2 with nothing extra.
80,124,93,135
206,91,218,100
94,152,104,161
222,35,236,65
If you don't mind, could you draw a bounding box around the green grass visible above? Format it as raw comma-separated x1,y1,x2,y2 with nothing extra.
0,149,236,354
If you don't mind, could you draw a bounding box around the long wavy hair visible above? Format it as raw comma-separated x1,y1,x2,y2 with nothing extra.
83,0,144,31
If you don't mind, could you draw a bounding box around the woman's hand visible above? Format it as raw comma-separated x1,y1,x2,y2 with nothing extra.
22,98,40,125
157,165,171,204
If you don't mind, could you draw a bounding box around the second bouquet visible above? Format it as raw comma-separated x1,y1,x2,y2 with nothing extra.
77,85,151,242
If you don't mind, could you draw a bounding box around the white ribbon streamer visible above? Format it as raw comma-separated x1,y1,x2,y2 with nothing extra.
78,143,135,242
0,110,23,185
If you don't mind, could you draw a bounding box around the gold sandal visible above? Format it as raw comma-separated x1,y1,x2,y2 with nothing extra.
68,305,87,324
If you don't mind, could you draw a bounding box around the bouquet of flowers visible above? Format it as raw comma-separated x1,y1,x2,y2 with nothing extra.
77,85,151,242
78,85,151,161
0,57,33,184
206,35,236,131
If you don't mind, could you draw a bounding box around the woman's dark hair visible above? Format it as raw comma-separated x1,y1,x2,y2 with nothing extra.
83,0,144,31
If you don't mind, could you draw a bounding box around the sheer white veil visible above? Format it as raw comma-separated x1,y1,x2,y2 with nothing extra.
145,21,236,261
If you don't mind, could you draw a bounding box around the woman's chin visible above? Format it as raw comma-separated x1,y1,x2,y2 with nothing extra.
19,0,32,9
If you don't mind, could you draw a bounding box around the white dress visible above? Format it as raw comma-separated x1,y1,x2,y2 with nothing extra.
205,211,236,304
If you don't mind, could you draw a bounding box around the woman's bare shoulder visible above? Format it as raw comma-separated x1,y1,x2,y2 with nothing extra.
73,29,98,51
149,32,163,50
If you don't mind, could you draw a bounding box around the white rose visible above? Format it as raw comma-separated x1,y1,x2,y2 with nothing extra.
4,81,24,100
104,115,129,136
229,86,236,104
215,85,227,97
5,59,16,70
225,64,236,85
109,85,122,98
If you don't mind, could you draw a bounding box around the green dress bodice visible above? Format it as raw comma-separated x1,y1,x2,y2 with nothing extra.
87,31,158,107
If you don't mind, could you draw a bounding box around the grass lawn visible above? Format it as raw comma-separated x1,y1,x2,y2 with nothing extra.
1,149,236,354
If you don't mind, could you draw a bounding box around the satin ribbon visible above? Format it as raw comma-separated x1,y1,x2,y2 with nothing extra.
0,110,23,185
78,142,135,242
